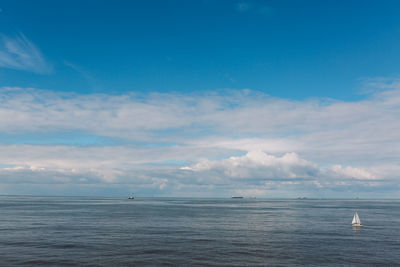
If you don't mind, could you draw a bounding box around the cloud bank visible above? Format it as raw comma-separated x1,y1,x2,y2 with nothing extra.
0,82,399,197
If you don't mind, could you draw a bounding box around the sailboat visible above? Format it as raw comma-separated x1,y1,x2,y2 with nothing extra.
352,211,362,227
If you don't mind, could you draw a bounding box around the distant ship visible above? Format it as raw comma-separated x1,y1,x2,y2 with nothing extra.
231,196,243,199
128,196,134,199
352,211,363,227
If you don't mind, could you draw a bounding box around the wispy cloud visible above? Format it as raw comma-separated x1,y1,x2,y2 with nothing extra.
0,33,52,74
234,1,272,15
235,2,251,12
63,60,101,90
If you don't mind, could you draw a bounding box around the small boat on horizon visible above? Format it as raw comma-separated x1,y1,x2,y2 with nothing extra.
352,211,362,227
231,196,243,199
128,196,134,199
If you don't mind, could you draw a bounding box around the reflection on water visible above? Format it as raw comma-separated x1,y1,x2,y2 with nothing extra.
0,196,399,266
352,225,363,231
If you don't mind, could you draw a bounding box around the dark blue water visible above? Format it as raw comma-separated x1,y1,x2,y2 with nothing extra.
1,197,399,266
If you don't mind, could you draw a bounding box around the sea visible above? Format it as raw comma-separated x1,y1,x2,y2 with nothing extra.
1,196,399,266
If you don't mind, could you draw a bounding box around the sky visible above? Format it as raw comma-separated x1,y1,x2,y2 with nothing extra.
0,0,399,197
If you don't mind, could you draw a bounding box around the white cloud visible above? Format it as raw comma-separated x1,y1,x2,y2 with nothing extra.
182,151,318,179
180,149,398,196
329,165,377,180
181,150,385,183
0,33,51,74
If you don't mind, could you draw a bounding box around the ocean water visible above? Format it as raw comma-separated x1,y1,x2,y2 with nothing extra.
1,197,400,266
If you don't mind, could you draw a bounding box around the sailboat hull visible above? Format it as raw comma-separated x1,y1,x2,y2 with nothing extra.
352,224,363,227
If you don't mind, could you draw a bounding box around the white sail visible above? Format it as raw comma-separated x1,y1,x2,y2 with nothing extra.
352,211,361,225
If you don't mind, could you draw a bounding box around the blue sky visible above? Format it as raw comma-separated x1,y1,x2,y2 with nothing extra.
0,1,400,197
2,0,400,98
